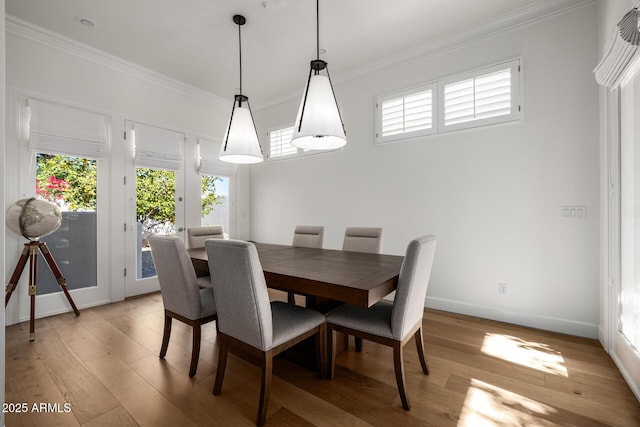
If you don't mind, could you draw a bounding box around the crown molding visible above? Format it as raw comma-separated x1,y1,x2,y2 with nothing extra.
5,15,229,108
255,0,596,111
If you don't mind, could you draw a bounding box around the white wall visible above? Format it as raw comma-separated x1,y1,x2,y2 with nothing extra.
4,18,251,323
251,4,600,337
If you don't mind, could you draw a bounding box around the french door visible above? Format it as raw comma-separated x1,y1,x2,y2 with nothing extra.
11,97,113,320
124,121,186,297
613,66,640,396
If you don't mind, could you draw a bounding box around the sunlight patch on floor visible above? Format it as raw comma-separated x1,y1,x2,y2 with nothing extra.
458,378,557,426
481,333,568,377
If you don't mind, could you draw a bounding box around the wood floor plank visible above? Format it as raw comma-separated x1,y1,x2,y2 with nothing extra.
32,328,121,424
5,293,640,426
81,406,139,427
84,354,198,427
128,354,252,426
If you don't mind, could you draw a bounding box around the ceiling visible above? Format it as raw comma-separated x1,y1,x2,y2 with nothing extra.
6,0,582,108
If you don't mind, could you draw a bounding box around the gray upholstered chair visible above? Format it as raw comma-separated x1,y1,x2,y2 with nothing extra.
342,227,383,253
342,227,383,351
148,235,217,377
292,225,324,248
326,235,436,410
186,226,224,288
186,225,225,248
206,239,326,427
289,225,324,304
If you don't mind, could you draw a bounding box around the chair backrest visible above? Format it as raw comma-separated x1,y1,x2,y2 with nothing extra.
187,225,224,249
391,235,437,340
148,235,202,320
342,227,383,253
205,239,273,351
292,225,324,248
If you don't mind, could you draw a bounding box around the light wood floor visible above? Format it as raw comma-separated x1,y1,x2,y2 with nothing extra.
5,292,640,426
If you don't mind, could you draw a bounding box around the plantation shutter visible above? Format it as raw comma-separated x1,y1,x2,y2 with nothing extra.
269,126,297,158
444,68,512,127
380,89,433,137
198,138,237,176
28,98,109,159
133,123,184,171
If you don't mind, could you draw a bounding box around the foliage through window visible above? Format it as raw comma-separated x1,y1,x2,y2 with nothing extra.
36,154,97,211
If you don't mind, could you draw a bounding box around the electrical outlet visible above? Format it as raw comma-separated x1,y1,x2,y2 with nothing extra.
498,283,508,295
561,205,587,219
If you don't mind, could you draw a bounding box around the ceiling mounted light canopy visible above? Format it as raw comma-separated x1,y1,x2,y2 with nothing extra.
219,14,264,164
290,0,346,151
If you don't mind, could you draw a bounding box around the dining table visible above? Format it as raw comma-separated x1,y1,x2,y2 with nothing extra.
188,241,404,366
188,242,404,312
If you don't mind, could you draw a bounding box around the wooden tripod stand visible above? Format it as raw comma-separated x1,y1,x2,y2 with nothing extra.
5,241,80,341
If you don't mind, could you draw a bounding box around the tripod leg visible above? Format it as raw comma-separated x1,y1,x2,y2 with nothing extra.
29,247,37,341
39,243,80,316
5,245,30,306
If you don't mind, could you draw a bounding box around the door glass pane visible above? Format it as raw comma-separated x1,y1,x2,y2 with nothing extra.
35,154,97,294
202,174,228,237
136,167,176,278
620,77,640,352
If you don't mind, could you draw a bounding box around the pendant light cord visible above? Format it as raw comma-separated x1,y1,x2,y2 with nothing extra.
238,21,243,95
316,0,320,61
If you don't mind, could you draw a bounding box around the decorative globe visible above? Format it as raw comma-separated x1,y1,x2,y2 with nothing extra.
6,197,62,240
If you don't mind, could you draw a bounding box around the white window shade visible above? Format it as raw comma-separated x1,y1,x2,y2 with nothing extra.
595,30,639,89
28,98,109,159
133,123,184,171
198,138,237,176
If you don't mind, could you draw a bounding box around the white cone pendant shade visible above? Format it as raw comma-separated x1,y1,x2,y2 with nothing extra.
291,0,346,151
291,74,346,150
219,95,263,164
218,15,263,164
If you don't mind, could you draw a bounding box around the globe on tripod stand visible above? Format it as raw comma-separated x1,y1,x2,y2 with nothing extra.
6,196,62,240
4,196,78,341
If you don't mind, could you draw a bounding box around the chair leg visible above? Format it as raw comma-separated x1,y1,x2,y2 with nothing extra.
159,313,172,359
257,351,273,427
355,337,363,352
315,324,326,379
393,341,410,410
189,323,201,377
327,325,336,380
414,327,429,375
213,335,229,395
287,292,295,305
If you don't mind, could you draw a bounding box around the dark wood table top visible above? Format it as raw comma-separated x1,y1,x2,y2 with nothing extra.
188,242,404,308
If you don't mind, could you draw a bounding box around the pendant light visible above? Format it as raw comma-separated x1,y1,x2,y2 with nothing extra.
219,15,264,164
290,0,346,150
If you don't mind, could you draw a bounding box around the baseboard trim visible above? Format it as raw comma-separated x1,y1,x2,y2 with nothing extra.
6,298,112,326
426,296,599,339
610,350,640,402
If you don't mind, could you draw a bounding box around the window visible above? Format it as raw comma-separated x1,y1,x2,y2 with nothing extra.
440,60,520,132
201,174,230,236
268,125,297,159
197,138,234,237
376,59,521,144
376,85,436,143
